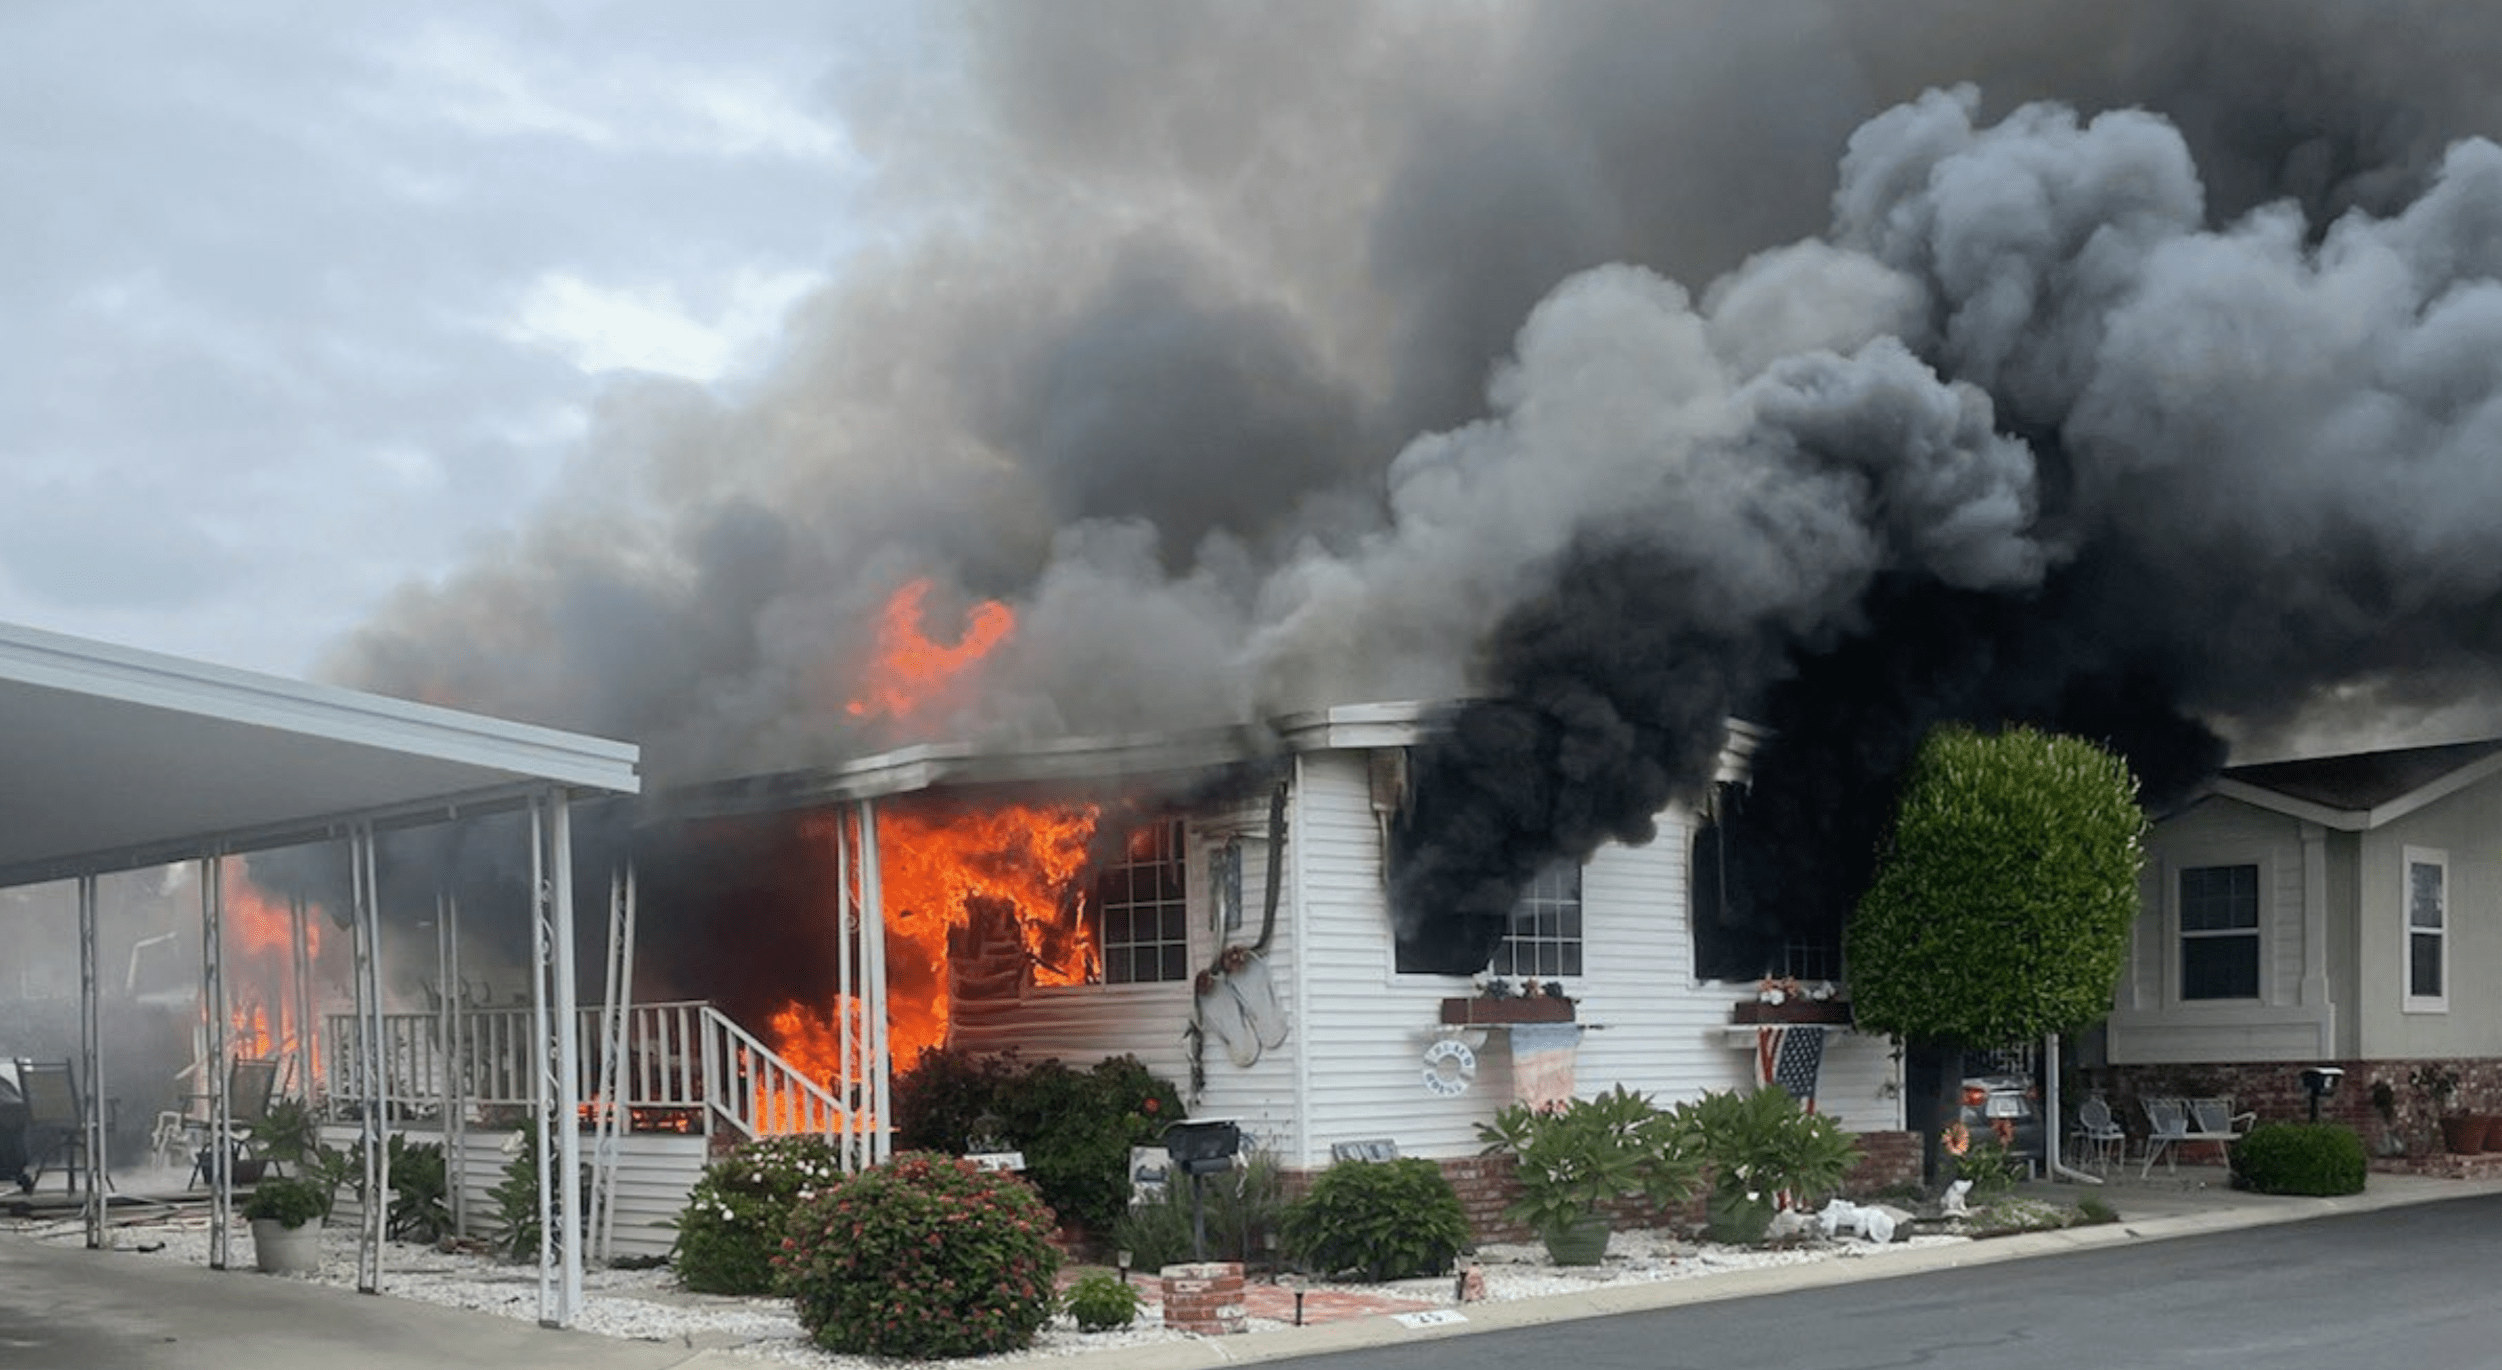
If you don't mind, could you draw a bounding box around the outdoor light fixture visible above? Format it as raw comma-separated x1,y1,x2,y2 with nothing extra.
2299,1066,2344,1123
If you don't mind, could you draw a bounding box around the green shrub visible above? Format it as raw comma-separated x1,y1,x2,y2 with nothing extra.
1111,1148,1286,1272
1061,1270,1145,1331
673,1134,846,1295
780,1151,1062,1360
386,1136,452,1244
487,1121,590,1263
1673,1086,1860,1243
1279,1157,1468,1282
242,1175,330,1229
1476,1084,1698,1235
892,1048,1185,1236
2230,1122,2367,1196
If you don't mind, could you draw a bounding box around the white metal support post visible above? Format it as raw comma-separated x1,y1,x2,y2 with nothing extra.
78,872,105,1250
350,823,389,1294
197,857,229,1265
443,891,466,1234
528,799,556,1324
857,800,889,1166
289,892,314,1107
551,792,584,1324
835,816,854,1163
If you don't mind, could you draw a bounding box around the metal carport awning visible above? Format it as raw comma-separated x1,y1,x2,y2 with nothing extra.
0,620,640,1326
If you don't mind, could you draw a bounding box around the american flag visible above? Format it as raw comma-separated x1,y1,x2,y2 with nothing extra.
1753,1026,1826,1111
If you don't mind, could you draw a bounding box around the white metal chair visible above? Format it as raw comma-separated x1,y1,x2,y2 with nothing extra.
2139,1096,2189,1177
2073,1095,2127,1174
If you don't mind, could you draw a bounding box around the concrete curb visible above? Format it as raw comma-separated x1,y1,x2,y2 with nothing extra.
910,1172,2502,1370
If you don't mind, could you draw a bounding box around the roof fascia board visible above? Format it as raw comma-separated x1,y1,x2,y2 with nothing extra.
2208,778,2367,831
0,622,640,794
0,779,568,891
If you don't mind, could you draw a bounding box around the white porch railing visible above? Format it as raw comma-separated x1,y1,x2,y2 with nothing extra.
323,1000,864,1144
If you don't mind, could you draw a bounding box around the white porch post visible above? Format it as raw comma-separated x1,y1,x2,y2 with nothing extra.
199,858,229,1265
351,823,388,1294
78,872,105,1250
550,791,584,1323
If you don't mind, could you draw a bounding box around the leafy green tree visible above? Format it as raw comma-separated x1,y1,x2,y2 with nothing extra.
1846,725,2145,1049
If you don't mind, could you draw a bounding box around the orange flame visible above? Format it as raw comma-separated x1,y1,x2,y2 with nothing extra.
221,879,318,1067
845,578,1015,721
758,800,1105,1134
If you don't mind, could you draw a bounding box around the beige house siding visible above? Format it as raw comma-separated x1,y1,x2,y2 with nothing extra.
2354,780,2502,1060
2109,795,2334,1064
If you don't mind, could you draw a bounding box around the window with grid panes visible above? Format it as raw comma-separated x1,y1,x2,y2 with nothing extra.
1489,862,1582,979
1094,819,1190,984
2178,862,2259,1000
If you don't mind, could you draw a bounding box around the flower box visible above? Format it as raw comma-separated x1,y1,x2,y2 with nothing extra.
1731,999,1853,1025
1439,996,1576,1025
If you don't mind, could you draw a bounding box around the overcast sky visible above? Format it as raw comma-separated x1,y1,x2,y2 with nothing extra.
2,1,914,677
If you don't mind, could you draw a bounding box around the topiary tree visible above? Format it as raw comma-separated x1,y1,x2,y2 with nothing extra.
1847,724,2145,1049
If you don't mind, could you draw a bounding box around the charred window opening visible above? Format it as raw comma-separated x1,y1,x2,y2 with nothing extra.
1094,818,1190,984
1690,781,1840,983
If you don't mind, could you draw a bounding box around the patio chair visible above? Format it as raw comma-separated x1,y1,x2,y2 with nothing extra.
15,1059,96,1194
2072,1095,2127,1174
178,1055,282,1188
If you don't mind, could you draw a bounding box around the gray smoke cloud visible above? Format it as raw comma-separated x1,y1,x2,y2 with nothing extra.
314,3,2502,963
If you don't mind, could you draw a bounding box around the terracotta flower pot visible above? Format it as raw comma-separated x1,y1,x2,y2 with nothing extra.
2439,1114,2486,1155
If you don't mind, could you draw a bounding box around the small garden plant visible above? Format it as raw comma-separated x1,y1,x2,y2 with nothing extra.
1673,1085,1860,1244
1111,1146,1285,1272
1475,1084,1698,1260
673,1134,846,1295
1061,1270,1145,1331
1279,1155,1469,1282
779,1151,1062,1360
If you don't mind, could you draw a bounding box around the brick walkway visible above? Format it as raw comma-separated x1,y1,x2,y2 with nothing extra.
1059,1268,1441,1328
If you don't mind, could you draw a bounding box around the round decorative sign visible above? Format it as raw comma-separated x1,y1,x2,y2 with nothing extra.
1421,1037,1477,1096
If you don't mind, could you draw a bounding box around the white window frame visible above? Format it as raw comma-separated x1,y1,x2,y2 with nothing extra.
1093,817,1193,986
1489,862,1583,981
2171,856,2264,1004
2402,845,2449,1014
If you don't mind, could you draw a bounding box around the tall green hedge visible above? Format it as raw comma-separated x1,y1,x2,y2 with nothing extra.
1847,725,2145,1048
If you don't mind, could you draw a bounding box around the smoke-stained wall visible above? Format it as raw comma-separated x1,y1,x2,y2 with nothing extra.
313,2,2502,969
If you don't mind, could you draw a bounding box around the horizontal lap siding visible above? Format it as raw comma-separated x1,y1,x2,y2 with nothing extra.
1297,753,1487,1165
945,794,1299,1155
319,1125,705,1262
1296,755,1899,1163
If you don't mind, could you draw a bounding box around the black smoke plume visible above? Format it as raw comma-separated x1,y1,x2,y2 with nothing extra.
309,3,2502,973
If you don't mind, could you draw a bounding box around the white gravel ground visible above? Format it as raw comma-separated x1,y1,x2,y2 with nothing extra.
6,1201,1970,1367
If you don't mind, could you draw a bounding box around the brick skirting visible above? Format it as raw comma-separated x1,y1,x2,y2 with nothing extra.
1300,1131,1923,1246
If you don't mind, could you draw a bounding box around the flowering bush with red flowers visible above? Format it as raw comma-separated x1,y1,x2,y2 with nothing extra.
778,1151,1063,1360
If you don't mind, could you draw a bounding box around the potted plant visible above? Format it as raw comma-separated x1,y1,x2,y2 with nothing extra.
1673,1085,1861,1245
2413,1065,2480,1154
242,1173,332,1274
1475,1084,1697,1265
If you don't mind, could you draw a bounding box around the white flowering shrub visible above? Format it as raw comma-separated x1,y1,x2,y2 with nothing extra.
673,1134,847,1295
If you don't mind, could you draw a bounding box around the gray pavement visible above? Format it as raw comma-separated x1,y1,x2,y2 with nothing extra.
4,1165,2496,1370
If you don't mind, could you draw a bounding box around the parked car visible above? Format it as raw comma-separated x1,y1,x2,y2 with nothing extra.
1960,1068,2044,1172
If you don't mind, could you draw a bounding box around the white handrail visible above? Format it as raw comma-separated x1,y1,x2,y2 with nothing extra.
321,1000,867,1156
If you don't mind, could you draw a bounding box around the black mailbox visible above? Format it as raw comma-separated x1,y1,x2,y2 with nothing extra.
2299,1066,2345,1122
1162,1119,1241,1177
